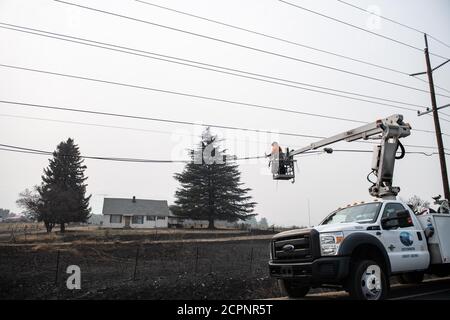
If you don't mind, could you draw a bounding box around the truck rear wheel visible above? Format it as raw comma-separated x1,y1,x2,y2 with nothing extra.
398,272,424,284
348,259,388,300
278,279,310,298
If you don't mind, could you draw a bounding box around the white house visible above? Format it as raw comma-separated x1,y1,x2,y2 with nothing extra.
102,196,170,229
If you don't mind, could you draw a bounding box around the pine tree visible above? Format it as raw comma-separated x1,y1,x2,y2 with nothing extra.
38,138,91,232
173,129,256,229
258,217,269,230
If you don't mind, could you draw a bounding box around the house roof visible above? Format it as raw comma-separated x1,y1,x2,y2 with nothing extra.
102,197,170,216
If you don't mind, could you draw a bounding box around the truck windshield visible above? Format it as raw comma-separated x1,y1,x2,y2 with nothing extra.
321,203,382,225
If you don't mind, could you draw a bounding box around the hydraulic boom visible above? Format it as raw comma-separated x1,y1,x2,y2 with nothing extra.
271,114,411,199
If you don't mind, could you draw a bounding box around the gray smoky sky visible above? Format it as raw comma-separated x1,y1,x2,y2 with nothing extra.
0,0,449,227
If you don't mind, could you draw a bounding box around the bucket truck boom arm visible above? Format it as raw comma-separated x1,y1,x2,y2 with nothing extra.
272,114,411,199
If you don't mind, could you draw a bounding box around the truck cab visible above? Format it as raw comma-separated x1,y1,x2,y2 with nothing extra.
269,199,450,300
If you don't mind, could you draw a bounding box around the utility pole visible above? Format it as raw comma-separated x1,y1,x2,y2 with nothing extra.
411,34,450,201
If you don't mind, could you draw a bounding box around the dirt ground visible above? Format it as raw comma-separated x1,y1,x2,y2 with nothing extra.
0,225,283,300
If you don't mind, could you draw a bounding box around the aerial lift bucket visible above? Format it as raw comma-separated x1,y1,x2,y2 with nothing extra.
271,148,295,181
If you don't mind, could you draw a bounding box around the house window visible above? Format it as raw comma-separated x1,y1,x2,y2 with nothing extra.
157,216,166,220
110,215,122,224
132,216,144,224
147,216,156,221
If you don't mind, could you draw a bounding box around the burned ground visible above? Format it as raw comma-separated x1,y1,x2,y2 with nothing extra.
0,236,282,300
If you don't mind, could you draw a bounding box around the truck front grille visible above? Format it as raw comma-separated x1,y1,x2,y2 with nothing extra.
273,232,312,262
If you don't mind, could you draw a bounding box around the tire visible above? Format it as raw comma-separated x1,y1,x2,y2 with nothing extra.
348,259,388,300
278,279,310,298
398,272,424,284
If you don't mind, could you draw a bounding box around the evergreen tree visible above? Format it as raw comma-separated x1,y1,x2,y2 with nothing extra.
258,217,269,229
173,128,256,229
38,138,91,232
0,208,10,219
247,216,258,229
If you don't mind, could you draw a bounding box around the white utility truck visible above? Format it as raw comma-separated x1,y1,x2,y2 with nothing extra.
267,115,450,300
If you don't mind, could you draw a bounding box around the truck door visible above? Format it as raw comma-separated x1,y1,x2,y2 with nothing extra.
379,202,429,273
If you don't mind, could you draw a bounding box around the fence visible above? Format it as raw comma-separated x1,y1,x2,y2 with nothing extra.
0,236,280,300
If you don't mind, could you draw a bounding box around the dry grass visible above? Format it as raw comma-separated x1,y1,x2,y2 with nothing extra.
0,223,275,246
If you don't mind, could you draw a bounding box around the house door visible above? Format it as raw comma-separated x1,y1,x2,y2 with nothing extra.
124,216,131,228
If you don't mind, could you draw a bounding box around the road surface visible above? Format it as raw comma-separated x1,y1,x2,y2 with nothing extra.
271,276,450,300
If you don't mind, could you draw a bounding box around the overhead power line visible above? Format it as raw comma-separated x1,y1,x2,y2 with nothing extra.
0,143,321,163
336,0,450,49
0,62,445,134
133,0,450,96
0,99,323,139
0,100,444,151
0,63,375,123
133,0,450,95
0,143,188,163
0,63,430,129
278,0,450,61
4,59,446,133
1,143,447,166
0,23,430,112
0,113,194,135
437,116,450,123
0,146,264,161
0,112,310,149
336,1,450,113
0,33,446,132
52,0,450,99
1,108,447,141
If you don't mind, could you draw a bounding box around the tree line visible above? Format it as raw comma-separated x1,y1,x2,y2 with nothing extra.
16,129,257,232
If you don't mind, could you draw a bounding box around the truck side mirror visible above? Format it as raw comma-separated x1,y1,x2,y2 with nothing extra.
381,217,398,230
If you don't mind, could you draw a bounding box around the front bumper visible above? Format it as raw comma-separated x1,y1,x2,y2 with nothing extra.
268,256,350,284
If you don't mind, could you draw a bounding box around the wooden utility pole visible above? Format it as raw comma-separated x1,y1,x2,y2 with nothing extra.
411,34,450,201
424,34,450,201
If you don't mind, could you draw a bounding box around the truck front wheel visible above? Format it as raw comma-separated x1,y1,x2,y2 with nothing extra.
278,279,310,298
348,260,388,300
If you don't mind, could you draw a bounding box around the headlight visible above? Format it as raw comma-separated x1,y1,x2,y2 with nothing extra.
320,232,344,256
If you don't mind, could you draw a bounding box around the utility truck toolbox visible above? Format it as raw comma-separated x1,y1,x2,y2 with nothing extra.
417,214,450,264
